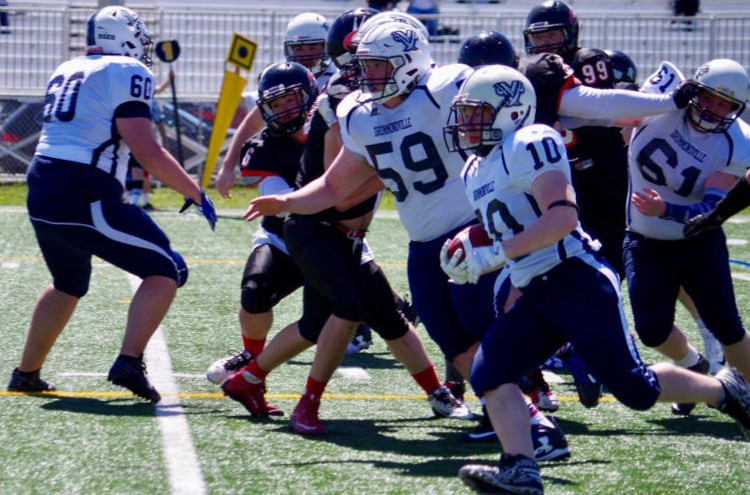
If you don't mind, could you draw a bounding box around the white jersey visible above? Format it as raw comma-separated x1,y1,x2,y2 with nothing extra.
35,54,155,188
627,111,750,240
462,124,599,288
338,64,476,242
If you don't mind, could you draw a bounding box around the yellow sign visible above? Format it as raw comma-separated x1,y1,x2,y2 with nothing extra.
226,33,257,71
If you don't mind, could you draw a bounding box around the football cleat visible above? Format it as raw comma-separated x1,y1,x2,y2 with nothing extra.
521,368,560,412
444,379,466,403
290,394,326,436
562,347,603,408
429,385,475,420
713,367,750,440
107,355,161,404
459,409,497,443
532,416,571,462
221,370,284,417
699,325,726,375
206,349,253,385
8,368,56,392
672,355,710,416
459,454,543,495
345,324,373,355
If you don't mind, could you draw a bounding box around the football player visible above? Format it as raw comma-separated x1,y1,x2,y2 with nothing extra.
625,58,750,413
441,64,750,495
204,61,318,395
7,6,216,402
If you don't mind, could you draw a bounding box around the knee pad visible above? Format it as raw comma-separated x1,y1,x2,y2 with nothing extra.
240,284,275,314
608,366,661,411
172,251,188,288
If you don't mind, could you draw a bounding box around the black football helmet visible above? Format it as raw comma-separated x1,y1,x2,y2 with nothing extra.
523,1,579,59
458,30,518,69
604,49,637,84
327,7,378,84
256,61,319,135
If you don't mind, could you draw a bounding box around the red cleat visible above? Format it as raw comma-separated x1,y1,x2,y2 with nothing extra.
221,370,284,417
290,395,326,435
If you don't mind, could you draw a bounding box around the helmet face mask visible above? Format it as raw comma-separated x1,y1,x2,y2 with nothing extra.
86,6,153,67
284,13,330,77
523,0,579,58
257,62,319,135
688,59,749,133
355,23,432,103
445,65,536,154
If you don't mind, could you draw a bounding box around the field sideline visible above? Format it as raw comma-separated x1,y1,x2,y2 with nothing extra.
1,204,750,495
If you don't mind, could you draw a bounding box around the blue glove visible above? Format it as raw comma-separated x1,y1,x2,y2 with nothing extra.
180,189,217,231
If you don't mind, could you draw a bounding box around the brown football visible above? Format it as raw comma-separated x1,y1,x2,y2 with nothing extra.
446,224,493,263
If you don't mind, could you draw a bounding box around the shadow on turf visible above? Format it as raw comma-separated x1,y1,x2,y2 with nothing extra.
39,396,216,417
287,351,402,371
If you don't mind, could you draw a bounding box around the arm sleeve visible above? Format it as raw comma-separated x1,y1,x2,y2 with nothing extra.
661,188,727,223
559,85,677,120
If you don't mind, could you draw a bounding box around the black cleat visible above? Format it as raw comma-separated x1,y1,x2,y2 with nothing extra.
459,454,543,495
8,368,56,392
108,355,161,404
714,367,750,440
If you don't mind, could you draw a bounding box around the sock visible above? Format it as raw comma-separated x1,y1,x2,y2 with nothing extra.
241,359,268,384
302,375,327,401
674,345,701,368
243,336,266,356
411,365,442,395
526,399,554,428
141,192,150,205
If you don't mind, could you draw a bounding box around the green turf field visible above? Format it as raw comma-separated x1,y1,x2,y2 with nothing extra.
1,188,750,495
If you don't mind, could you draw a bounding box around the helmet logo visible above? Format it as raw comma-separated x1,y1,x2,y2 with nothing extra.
695,64,710,80
493,81,526,107
391,30,417,52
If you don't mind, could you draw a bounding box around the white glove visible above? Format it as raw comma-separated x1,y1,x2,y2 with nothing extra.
466,242,507,284
439,240,469,285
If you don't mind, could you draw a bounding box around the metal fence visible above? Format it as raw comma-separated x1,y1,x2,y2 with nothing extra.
2,5,750,179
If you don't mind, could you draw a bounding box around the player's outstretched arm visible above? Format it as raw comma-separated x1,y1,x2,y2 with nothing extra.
118,116,201,204
216,106,264,198
243,146,377,222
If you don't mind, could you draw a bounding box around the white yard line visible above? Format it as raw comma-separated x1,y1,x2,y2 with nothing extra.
127,274,207,495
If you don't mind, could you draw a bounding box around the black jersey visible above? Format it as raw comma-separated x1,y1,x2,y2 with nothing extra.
240,129,305,236
297,73,378,222
519,49,629,276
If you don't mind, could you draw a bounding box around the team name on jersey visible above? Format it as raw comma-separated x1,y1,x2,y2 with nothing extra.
472,181,495,201
373,117,413,137
669,129,707,162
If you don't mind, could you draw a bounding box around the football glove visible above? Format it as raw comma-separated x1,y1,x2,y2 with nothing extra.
672,79,699,109
180,189,217,231
683,209,725,238
439,240,469,285
466,242,507,285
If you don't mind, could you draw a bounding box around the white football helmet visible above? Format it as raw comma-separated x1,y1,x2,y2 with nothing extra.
283,12,330,77
444,65,536,154
688,58,749,133
85,6,152,67
355,23,432,103
352,11,430,49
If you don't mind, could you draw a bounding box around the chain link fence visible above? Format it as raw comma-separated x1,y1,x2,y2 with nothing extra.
2,4,749,180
